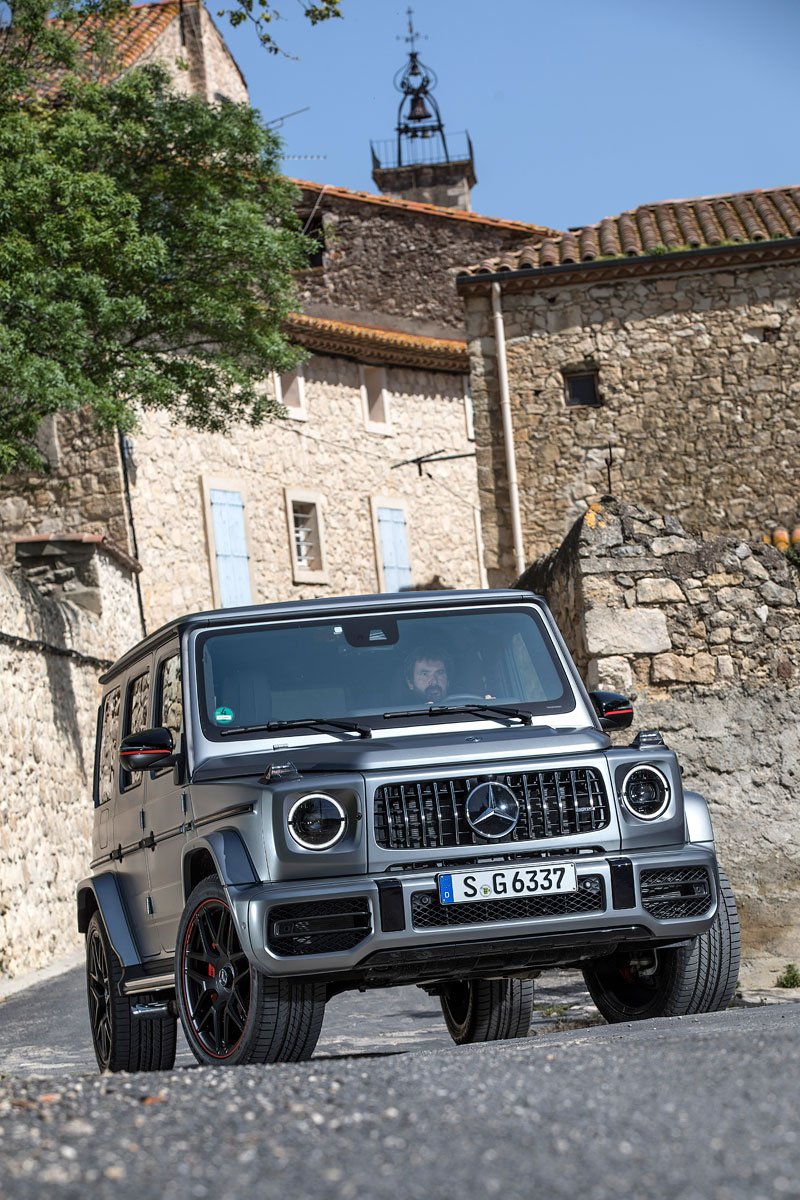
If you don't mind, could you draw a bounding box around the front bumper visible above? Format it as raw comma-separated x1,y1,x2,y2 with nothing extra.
233,845,719,984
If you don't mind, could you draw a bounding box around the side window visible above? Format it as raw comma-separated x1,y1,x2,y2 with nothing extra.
360,365,391,432
122,670,150,790
157,653,182,744
273,366,307,419
96,688,121,806
285,488,329,583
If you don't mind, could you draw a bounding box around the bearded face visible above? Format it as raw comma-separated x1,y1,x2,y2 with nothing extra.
409,657,448,704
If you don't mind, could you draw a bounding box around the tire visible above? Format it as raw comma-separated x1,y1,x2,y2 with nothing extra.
86,911,177,1073
583,865,742,1022
688,866,741,1014
440,978,535,1045
175,878,326,1066
583,942,700,1022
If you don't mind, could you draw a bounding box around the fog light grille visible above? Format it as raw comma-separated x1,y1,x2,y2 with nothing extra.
640,867,712,918
267,898,371,956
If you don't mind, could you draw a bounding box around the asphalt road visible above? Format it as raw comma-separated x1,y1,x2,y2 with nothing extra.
1,967,799,1200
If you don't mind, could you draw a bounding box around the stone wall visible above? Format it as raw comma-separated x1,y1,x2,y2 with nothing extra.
296,187,543,335
139,4,249,104
128,356,482,631
0,415,131,568
519,498,800,969
463,259,800,582
0,543,142,979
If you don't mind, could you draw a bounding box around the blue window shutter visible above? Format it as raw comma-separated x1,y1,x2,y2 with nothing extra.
209,488,252,607
377,506,411,592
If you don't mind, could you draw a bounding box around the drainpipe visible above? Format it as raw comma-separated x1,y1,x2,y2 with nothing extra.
491,282,526,578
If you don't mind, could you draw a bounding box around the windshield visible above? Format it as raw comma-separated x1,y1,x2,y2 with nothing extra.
195,605,575,740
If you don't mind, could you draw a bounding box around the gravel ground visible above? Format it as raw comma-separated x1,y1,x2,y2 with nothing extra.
2,1005,800,1200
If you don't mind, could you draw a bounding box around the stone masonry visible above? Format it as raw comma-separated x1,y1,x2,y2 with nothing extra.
0,542,143,979
295,181,552,337
128,357,482,630
461,253,800,585
519,498,800,970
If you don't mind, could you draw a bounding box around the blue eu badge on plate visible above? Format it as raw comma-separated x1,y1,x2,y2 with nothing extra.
438,874,454,905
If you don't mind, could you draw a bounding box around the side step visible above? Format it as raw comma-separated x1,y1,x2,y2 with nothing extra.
122,959,175,996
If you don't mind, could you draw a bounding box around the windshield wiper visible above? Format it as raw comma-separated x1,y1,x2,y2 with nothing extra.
220,717,372,739
384,704,533,726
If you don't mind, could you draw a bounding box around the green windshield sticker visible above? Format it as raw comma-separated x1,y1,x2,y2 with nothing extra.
214,706,235,724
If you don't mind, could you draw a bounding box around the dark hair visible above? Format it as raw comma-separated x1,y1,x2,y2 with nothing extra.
404,644,452,684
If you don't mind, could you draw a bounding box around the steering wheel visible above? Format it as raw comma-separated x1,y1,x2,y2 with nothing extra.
443,693,490,705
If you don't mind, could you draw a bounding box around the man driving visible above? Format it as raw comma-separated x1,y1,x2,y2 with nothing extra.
405,646,451,704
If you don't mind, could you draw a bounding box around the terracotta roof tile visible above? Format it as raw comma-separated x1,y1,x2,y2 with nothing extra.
36,0,182,94
283,312,468,372
462,186,800,279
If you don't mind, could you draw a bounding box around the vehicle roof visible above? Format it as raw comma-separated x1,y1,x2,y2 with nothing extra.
99,588,540,684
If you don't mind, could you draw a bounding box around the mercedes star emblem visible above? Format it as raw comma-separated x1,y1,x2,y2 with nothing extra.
464,781,520,839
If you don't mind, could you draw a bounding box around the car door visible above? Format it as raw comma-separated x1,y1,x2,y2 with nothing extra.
145,643,192,955
113,661,162,960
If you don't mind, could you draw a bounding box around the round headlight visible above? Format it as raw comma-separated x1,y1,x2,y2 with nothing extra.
288,793,347,850
620,765,671,820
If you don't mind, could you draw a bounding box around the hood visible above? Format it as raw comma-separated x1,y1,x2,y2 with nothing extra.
191,723,611,783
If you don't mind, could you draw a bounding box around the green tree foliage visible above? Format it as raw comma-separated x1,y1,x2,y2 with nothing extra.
0,0,342,473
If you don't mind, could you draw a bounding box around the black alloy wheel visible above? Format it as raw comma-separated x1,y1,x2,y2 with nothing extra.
86,910,177,1073
180,895,251,1060
584,865,741,1022
87,916,113,1068
176,878,328,1067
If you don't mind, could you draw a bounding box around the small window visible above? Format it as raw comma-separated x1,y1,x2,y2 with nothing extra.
122,671,150,790
96,688,121,806
207,485,252,607
285,489,328,583
564,371,601,408
301,212,326,268
157,653,182,744
273,366,307,418
360,365,390,431
375,503,412,592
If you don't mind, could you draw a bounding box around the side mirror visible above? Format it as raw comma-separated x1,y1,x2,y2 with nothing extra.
119,727,175,773
589,691,634,731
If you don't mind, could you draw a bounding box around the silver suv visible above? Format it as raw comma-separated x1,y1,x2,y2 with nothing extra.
79,589,739,1071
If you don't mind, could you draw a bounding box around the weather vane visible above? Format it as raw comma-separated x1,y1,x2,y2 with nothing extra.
398,7,426,54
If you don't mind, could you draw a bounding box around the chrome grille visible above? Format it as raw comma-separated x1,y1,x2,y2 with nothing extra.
411,875,605,929
374,768,609,851
640,867,712,919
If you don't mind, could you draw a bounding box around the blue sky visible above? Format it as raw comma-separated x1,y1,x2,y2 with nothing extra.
220,0,800,230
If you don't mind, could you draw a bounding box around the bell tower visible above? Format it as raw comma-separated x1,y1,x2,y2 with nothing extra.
370,9,477,212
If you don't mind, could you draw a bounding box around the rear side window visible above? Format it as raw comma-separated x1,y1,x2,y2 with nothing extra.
122,671,150,789
97,688,121,805
158,654,182,743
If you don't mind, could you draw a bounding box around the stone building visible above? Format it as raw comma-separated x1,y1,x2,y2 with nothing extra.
457,187,800,583
0,5,553,632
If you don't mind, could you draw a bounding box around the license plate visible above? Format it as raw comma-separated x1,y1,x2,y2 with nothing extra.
437,862,578,906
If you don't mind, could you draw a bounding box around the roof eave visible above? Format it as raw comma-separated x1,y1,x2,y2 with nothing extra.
289,178,557,236
457,236,800,294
